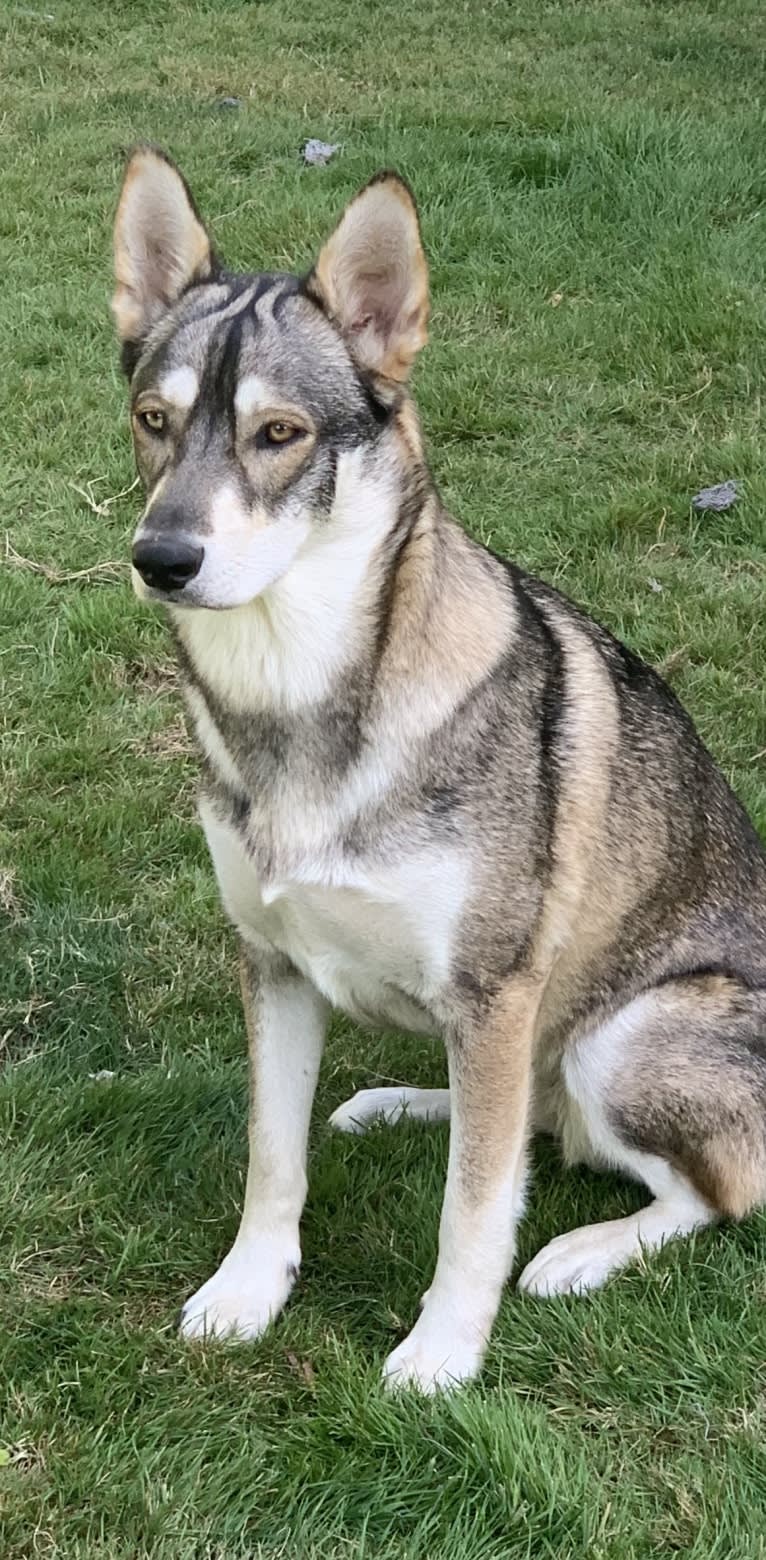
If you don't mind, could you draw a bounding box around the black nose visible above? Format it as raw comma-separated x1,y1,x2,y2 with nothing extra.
132,536,204,592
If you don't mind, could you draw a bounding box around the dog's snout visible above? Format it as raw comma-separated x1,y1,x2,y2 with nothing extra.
132,536,204,593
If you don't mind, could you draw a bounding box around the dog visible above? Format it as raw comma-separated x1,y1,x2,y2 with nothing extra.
111,147,766,1391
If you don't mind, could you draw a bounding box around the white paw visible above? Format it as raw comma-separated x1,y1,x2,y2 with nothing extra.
517,1220,632,1297
329,1087,407,1135
382,1315,485,1393
180,1239,299,1341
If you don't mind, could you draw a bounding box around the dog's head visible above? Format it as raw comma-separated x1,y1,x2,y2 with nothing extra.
112,147,429,610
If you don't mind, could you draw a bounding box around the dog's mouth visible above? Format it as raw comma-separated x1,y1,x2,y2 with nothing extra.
130,563,253,614
131,569,202,608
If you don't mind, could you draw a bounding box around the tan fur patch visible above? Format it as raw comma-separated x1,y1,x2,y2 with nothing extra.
453,978,540,1199
604,977,766,1218
393,394,425,464
382,510,517,717
532,607,623,991
695,1142,766,1219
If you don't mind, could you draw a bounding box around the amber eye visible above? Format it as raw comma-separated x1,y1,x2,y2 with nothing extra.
138,408,166,435
262,421,301,446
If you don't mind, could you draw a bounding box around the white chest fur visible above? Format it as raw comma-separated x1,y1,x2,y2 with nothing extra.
199,798,467,1031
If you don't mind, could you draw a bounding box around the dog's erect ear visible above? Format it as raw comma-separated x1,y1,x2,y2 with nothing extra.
112,147,215,352
310,173,429,383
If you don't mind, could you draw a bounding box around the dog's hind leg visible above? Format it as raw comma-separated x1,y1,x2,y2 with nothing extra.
329,1086,450,1134
518,1157,712,1298
519,975,766,1297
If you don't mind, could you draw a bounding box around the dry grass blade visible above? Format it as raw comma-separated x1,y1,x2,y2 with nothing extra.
4,534,128,586
0,866,25,921
68,475,140,517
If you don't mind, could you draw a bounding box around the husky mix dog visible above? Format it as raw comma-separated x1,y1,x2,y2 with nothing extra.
111,148,766,1390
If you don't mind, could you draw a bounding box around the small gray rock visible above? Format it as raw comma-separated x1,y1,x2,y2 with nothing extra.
302,138,341,167
691,479,740,512
216,96,241,111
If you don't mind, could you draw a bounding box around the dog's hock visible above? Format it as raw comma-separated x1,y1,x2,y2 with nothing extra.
112,146,215,347
311,173,429,382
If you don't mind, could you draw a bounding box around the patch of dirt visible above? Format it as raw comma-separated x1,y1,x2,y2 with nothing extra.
114,656,179,695
143,718,195,759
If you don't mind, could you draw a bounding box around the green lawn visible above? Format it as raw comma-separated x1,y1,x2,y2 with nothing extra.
2,1,766,1554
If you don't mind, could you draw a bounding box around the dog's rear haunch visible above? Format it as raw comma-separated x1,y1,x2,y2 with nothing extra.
112,148,766,1392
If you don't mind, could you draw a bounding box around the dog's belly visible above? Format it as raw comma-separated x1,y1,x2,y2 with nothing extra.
200,800,467,1031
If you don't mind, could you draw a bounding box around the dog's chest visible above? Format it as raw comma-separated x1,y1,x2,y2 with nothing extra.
200,795,466,1029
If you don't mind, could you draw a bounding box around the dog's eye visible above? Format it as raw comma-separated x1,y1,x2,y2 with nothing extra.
138,408,166,435
261,421,302,447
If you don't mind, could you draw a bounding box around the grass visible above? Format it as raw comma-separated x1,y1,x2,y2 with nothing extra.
2,0,766,1553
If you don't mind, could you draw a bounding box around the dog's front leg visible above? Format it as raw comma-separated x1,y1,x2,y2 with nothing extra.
181,945,328,1341
383,981,537,1391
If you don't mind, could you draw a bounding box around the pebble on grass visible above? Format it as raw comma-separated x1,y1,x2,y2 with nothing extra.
691,479,740,512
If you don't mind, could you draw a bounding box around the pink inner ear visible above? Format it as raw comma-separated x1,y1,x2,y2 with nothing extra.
314,179,428,379
352,269,405,337
146,244,175,304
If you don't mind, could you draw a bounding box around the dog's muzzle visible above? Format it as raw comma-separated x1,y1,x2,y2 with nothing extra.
132,536,204,594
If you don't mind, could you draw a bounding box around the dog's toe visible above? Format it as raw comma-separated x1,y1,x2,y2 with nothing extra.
329,1087,406,1134
517,1223,627,1298
180,1248,297,1341
382,1316,484,1393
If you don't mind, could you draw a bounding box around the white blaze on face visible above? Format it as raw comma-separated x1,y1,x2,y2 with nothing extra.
233,374,275,417
158,365,199,410
209,482,253,538
197,482,312,606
